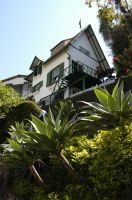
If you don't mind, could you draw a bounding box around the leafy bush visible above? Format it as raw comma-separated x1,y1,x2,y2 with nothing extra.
0,81,22,119
88,118,132,200
1,100,41,141
0,82,23,143
1,84,132,200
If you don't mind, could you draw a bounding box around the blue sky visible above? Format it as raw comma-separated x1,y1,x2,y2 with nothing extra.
0,0,112,80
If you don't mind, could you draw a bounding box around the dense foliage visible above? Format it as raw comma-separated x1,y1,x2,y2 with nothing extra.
0,81,132,199
0,82,23,143
0,81,22,119
3,100,41,130
0,82,41,143
85,0,132,77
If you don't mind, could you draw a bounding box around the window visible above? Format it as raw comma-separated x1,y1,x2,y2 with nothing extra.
32,81,43,92
34,65,42,76
72,60,83,72
46,63,64,87
51,67,59,82
79,46,90,57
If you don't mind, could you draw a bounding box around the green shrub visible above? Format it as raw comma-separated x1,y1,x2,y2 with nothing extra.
0,82,24,142
88,118,132,199
0,81,22,119
11,179,32,199
3,100,41,132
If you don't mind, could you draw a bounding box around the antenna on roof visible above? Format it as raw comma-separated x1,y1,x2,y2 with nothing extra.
79,19,82,30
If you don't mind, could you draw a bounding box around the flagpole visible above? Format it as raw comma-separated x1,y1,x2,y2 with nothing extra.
79,19,82,30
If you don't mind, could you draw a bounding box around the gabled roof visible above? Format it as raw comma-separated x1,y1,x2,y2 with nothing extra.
44,24,110,70
29,24,110,70
24,72,33,82
2,74,26,82
84,25,110,70
50,38,73,52
49,25,88,55
30,56,44,70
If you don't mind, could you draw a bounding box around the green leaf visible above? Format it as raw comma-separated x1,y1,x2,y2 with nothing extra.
107,94,116,112
94,88,108,108
55,109,62,132
48,108,55,126
31,115,48,136
97,87,109,95
81,101,110,113
112,80,119,99
116,81,124,107
121,93,131,112
7,139,21,151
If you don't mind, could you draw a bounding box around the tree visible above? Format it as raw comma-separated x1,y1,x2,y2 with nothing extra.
0,82,23,143
85,0,132,77
0,82,41,144
0,81,22,119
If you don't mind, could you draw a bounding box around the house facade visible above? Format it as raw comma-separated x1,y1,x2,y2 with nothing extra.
2,74,32,98
30,25,111,107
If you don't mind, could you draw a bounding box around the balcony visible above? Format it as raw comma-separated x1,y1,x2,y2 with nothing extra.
40,62,111,107
63,61,99,83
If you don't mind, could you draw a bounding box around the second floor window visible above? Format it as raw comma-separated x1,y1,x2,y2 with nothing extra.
51,67,59,82
79,46,90,57
34,64,42,76
32,80,43,92
46,63,64,87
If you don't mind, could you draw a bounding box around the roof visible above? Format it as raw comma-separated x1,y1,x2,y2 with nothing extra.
24,72,33,82
44,25,93,64
29,24,110,70
50,38,73,52
30,56,44,70
2,74,27,82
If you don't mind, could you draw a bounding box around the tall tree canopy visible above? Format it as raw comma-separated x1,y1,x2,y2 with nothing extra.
85,0,132,77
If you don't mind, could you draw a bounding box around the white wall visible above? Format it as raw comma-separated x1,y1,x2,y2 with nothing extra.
3,76,26,85
3,76,31,98
22,82,32,98
68,32,99,70
32,31,107,103
32,51,69,103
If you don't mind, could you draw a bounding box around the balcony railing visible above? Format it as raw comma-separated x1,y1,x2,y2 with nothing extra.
40,63,101,106
63,62,98,80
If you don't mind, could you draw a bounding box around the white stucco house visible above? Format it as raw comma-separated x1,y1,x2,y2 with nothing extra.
2,74,32,98
2,24,114,106
30,24,112,107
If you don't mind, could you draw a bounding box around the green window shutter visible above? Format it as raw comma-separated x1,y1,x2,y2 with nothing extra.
39,65,42,74
39,80,43,88
46,72,51,87
59,62,64,78
34,67,37,76
33,81,43,92
32,86,35,92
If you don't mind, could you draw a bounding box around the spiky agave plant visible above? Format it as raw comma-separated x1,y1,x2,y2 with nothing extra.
1,100,84,188
81,80,132,125
1,122,45,186
25,100,83,181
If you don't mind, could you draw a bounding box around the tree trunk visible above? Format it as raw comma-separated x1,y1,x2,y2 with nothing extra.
29,165,44,186
57,151,80,182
